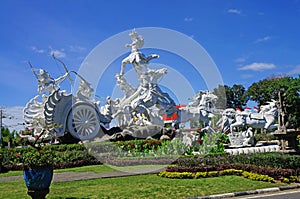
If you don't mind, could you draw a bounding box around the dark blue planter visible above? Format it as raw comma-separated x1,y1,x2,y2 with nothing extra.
23,167,53,191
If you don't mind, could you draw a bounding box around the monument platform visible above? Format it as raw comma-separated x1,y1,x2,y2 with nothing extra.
225,145,280,155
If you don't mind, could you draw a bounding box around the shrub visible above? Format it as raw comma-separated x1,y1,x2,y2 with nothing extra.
158,169,277,183
242,171,275,183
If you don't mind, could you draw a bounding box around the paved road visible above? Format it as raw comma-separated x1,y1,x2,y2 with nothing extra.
0,167,163,183
231,189,300,199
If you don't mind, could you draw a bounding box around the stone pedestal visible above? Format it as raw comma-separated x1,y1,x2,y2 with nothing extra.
273,130,299,151
27,188,49,199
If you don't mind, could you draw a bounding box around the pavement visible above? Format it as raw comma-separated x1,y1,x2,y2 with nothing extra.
1,168,300,199
188,185,300,199
0,167,162,183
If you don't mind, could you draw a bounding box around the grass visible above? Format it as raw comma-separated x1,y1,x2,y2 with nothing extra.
54,164,116,173
0,164,288,198
0,164,168,177
0,174,286,199
0,165,115,177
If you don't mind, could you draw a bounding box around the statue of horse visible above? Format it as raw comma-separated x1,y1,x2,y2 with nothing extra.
217,108,236,133
230,100,278,132
179,91,217,128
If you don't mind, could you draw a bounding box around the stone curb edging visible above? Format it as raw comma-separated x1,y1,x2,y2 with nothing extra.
188,184,300,199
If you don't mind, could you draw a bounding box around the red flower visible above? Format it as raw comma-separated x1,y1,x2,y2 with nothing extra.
130,143,135,149
197,139,203,144
15,153,20,157
150,141,154,145
154,147,158,151
155,141,160,145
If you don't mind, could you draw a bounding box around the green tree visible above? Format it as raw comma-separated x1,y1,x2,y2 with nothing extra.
212,84,227,109
246,76,300,128
228,84,249,109
213,84,248,109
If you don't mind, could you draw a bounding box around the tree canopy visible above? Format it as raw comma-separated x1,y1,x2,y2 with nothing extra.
213,75,299,129
246,75,300,128
213,84,248,110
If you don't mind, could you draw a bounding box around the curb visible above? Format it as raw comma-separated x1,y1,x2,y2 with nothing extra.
188,184,300,199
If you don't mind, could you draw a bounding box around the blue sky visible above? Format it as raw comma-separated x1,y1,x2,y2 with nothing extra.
1,0,300,107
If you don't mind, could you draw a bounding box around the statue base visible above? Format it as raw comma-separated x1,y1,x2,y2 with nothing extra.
27,188,49,199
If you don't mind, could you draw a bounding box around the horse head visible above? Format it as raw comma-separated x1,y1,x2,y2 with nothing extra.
260,100,278,115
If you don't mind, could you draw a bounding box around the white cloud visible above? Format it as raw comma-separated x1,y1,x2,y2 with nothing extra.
287,65,300,75
49,48,66,58
31,46,45,53
184,17,194,22
238,62,276,71
1,106,25,132
234,57,246,63
227,9,242,15
255,36,272,43
69,45,86,52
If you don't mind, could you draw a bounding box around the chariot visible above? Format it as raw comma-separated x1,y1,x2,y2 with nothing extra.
23,70,112,143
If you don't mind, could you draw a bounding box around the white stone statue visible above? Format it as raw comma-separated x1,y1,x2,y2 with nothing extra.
180,90,217,128
119,29,159,81
230,100,278,132
76,79,94,100
32,68,68,94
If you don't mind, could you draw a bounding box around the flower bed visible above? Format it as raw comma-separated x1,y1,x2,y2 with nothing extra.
158,169,299,183
175,153,300,171
165,164,296,180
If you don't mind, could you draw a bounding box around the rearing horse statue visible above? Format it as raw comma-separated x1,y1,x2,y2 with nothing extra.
230,100,278,132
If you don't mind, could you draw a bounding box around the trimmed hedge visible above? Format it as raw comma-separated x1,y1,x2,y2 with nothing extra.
158,169,300,183
0,144,98,171
165,164,296,180
175,153,300,171
0,143,178,171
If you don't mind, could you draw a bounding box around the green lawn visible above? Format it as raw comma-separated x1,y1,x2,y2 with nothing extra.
0,165,115,177
0,164,168,177
0,174,285,199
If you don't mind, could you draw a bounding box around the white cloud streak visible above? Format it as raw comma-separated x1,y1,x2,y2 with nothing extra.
31,46,45,53
184,17,194,22
238,62,276,71
227,9,242,15
234,57,246,63
287,65,300,75
49,48,66,58
255,36,272,43
69,45,86,52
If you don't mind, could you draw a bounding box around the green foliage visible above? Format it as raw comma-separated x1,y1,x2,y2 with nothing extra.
159,169,278,183
176,153,300,172
213,84,249,109
246,76,300,128
242,171,275,183
0,144,96,170
19,149,55,168
185,132,226,156
1,127,24,148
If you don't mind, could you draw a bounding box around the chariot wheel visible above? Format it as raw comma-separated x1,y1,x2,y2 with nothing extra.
67,104,101,140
